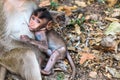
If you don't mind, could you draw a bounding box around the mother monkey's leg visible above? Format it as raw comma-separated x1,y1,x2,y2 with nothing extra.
0,48,42,80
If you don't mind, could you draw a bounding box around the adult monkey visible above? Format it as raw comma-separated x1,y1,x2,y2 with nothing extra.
0,0,43,80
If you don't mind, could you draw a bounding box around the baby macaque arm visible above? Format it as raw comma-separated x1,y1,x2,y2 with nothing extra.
20,35,48,50
29,39,52,55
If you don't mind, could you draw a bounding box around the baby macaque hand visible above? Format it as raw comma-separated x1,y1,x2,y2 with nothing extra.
20,35,30,42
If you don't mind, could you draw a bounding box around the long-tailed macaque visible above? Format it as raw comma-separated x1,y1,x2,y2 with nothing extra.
20,7,76,79
0,0,43,80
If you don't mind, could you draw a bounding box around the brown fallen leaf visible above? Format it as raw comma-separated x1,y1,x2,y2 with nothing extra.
89,71,97,78
57,6,71,16
106,66,120,78
39,0,50,7
105,17,120,22
75,1,87,7
106,0,118,7
111,9,120,17
57,5,77,16
79,52,95,64
75,24,81,35
67,46,76,52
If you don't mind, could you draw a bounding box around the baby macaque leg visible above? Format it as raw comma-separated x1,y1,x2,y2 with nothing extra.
41,50,60,75
41,47,66,75
0,66,7,80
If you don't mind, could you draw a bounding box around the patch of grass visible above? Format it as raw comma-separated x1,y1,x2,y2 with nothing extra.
50,1,59,9
56,72,65,80
69,16,85,31
90,20,97,24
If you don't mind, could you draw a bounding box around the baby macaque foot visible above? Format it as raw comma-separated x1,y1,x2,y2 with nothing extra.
41,70,51,75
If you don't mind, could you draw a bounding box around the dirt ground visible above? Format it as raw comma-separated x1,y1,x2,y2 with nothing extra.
1,0,120,80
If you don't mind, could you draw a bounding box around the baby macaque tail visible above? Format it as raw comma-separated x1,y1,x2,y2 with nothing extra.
66,51,76,80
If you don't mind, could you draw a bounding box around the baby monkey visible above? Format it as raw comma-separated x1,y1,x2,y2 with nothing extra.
20,8,75,79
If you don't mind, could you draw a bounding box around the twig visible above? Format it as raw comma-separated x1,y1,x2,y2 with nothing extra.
85,27,91,47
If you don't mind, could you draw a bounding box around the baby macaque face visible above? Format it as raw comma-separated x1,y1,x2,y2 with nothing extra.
29,15,48,31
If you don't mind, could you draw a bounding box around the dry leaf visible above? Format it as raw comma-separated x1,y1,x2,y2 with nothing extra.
68,46,76,51
79,52,95,64
105,17,120,22
57,5,77,16
83,46,90,52
104,73,112,79
57,6,71,16
112,9,120,17
63,6,72,16
75,24,81,35
106,0,118,7
92,50,100,54
100,35,116,47
78,14,83,19
95,37,102,43
39,0,50,7
106,66,120,78
89,71,97,78
105,21,120,35
113,53,120,60
85,15,91,20
75,1,87,7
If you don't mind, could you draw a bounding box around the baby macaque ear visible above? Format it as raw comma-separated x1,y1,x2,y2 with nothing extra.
46,21,53,30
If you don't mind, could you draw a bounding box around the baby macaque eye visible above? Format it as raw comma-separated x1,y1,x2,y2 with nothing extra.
31,16,35,20
36,20,40,23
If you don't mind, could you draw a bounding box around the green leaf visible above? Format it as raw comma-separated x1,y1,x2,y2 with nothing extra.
56,72,64,80
50,1,58,8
